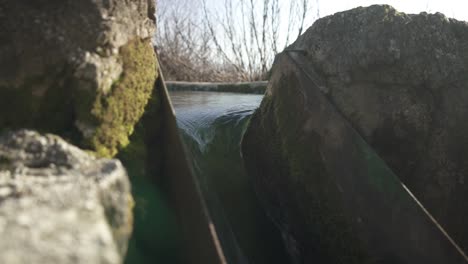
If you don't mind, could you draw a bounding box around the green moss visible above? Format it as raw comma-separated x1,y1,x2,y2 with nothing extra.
77,38,158,157
118,74,163,179
0,38,158,158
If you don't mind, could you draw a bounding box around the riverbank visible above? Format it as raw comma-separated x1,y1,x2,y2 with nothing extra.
166,81,267,94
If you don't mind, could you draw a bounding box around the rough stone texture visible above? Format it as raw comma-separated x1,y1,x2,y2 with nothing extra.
0,130,133,263
0,0,158,157
242,4,468,263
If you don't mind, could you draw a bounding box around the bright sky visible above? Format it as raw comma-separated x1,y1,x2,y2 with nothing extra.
283,0,468,48
203,0,468,21
317,0,468,21
161,0,468,66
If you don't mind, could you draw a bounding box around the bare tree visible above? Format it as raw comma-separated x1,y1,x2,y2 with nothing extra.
156,0,318,82
155,0,240,81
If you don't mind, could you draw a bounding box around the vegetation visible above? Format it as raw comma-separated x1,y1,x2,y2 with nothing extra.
156,0,319,82
77,38,158,157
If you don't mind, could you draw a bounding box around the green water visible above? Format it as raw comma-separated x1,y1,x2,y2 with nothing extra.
171,91,290,264
121,137,183,264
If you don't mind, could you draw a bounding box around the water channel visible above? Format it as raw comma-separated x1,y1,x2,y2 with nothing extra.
170,91,290,264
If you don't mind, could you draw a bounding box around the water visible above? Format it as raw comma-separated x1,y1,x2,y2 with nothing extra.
170,91,290,264
171,91,262,152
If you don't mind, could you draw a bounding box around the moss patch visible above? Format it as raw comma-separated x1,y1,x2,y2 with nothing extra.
0,38,158,158
77,38,158,157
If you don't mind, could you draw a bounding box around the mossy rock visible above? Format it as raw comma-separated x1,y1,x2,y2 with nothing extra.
0,38,158,158
75,38,158,157
0,0,158,158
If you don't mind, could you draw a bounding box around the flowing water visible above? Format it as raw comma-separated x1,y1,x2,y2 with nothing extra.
170,91,290,264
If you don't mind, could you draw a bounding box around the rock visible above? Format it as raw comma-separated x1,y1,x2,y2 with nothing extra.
242,5,468,263
0,0,158,157
0,130,133,263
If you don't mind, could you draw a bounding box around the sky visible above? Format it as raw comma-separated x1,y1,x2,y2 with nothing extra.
202,0,468,21
157,0,468,71
282,0,468,49
200,0,468,50
316,0,468,21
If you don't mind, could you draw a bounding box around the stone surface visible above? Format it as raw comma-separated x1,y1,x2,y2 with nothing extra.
0,0,158,157
0,130,133,264
242,4,468,263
